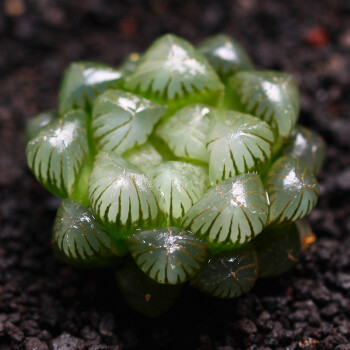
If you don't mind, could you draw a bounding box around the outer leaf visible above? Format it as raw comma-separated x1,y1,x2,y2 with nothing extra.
124,34,224,105
266,155,319,226
116,260,182,317
155,104,211,162
123,142,163,172
198,34,254,81
59,61,123,115
88,152,161,239
26,110,90,202
226,71,300,146
253,223,301,278
52,199,123,267
283,125,326,175
150,161,209,226
296,218,316,250
128,227,209,285
183,174,268,246
25,110,58,144
207,110,274,184
92,90,167,155
190,245,257,298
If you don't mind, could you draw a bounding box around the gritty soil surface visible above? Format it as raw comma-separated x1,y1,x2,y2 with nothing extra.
1,0,350,349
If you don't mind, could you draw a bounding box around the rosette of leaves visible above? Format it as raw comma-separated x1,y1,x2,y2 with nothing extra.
25,33,325,316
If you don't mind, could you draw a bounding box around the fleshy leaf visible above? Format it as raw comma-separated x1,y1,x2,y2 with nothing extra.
183,174,268,246
226,71,300,147
52,199,123,267
92,90,167,155
283,125,326,175
116,260,182,317
190,245,257,298
88,152,162,239
124,34,224,106
25,110,58,144
155,104,211,162
128,227,209,285
150,161,209,225
198,34,254,81
59,61,123,115
266,155,319,226
119,52,142,76
123,142,163,172
253,223,301,278
207,110,274,184
26,110,90,202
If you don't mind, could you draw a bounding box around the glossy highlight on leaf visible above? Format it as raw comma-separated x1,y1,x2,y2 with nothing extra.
59,61,123,115
88,152,161,239
124,34,224,104
266,155,319,226
198,34,254,81
52,199,121,267
150,161,209,225
92,90,167,155
183,173,268,246
190,245,257,298
156,104,212,162
207,110,274,184
226,71,300,145
128,227,209,285
26,110,90,201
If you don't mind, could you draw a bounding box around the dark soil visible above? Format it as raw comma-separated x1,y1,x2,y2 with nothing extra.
1,0,350,349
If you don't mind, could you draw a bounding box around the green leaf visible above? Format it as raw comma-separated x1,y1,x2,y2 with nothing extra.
266,155,319,226
226,71,300,147
92,90,167,155
26,110,90,202
207,110,274,185
150,161,209,226
155,104,211,162
119,52,142,75
52,199,123,267
190,245,257,298
123,142,163,172
124,34,224,106
198,34,254,82
283,125,326,175
116,260,182,317
253,223,301,278
88,152,162,239
59,61,123,115
25,110,58,144
128,227,209,285
182,173,268,246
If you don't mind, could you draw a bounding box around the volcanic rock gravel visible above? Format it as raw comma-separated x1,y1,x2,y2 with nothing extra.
0,0,350,349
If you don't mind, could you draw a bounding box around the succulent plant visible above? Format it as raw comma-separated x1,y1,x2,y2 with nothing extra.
25,33,325,317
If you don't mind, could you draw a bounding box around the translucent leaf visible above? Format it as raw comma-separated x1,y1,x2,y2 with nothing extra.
190,245,257,298
88,152,162,239
183,174,268,246
124,34,224,106
150,161,209,225
116,260,182,317
198,34,254,82
123,142,163,172
52,199,122,267
26,110,90,201
155,104,211,162
119,52,142,75
92,90,167,155
266,155,319,226
25,110,58,144
128,227,209,285
59,61,123,115
253,223,301,278
207,110,274,184
226,71,300,145
283,125,326,175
